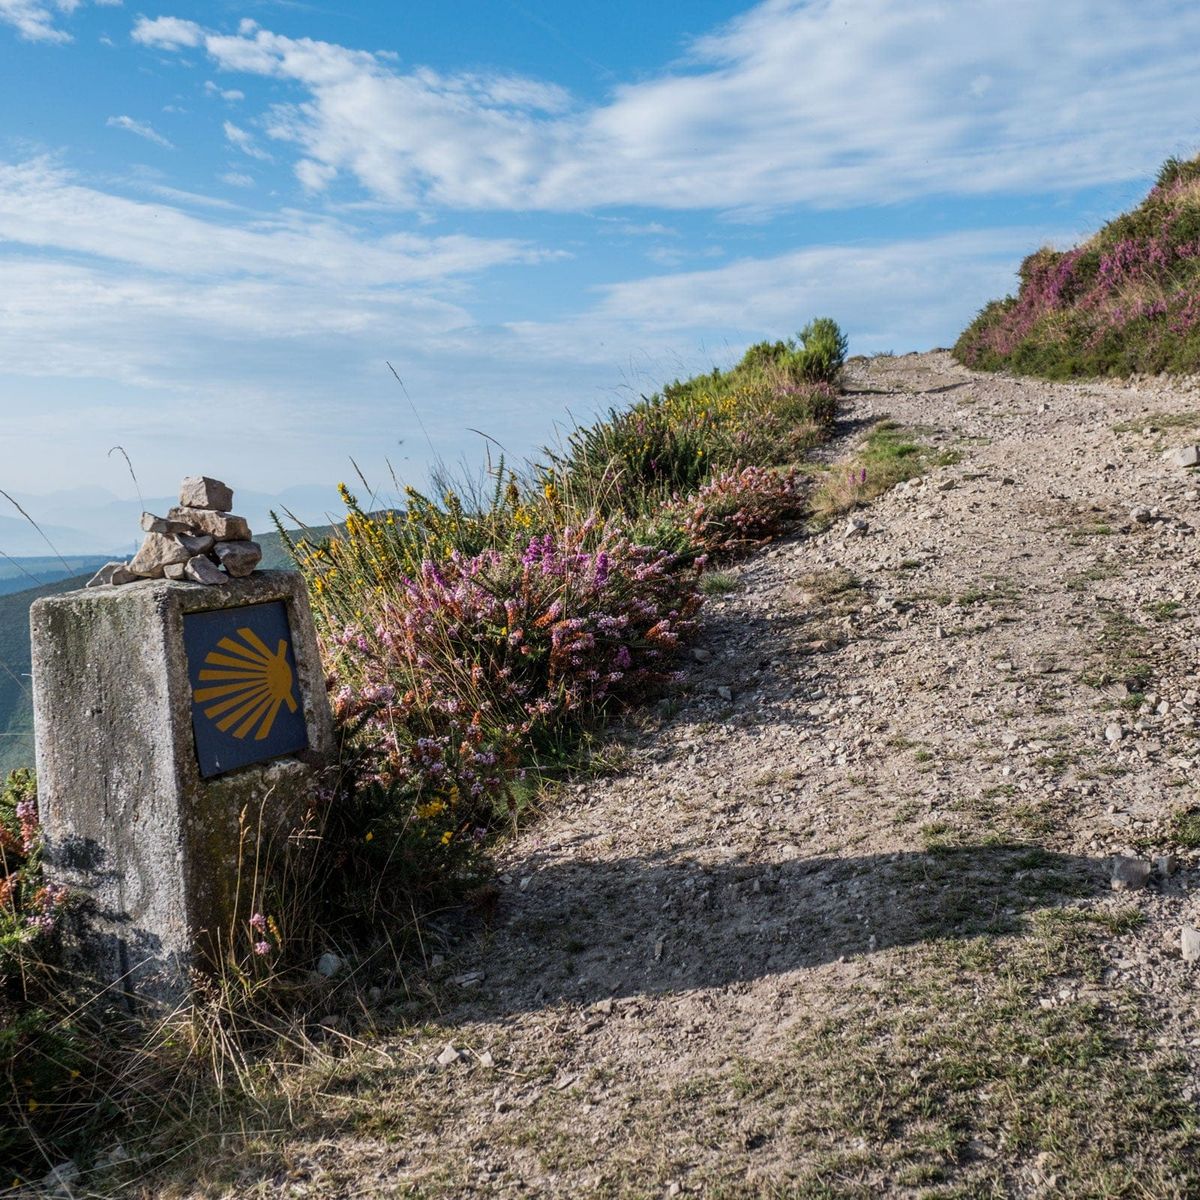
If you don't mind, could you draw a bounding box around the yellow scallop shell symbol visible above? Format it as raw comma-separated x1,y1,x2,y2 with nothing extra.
193,626,299,742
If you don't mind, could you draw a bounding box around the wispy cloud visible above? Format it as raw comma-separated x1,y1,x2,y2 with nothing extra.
587,230,1053,352
0,0,80,43
223,120,271,161
0,158,551,286
204,80,244,101
129,13,200,49
0,0,118,42
106,114,174,149
133,1,1200,213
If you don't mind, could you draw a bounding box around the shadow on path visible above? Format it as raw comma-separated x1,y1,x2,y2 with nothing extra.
441,843,1108,1020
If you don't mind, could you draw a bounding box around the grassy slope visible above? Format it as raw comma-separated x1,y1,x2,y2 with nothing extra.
955,153,1200,379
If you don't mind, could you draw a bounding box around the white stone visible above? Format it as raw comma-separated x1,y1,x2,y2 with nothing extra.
179,475,234,511
168,507,251,542
1166,446,1200,469
141,512,192,536
129,532,190,578
1182,927,1200,964
86,561,137,587
214,540,262,578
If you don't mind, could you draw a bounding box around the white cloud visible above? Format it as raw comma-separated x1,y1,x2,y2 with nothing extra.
136,0,1200,213
223,120,272,161
205,80,244,101
589,230,1047,351
0,0,79,42
0,158,550,287
106,114,174,149
130,14,201,48
220,171,255,188
0,161,1069,497
0,158,564,493
599,218,679,238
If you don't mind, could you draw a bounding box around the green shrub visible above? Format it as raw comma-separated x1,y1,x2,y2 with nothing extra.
793,317,849,383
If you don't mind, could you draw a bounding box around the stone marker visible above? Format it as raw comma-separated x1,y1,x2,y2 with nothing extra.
104,477,263,589
179,475,235,512
32,570,334,1006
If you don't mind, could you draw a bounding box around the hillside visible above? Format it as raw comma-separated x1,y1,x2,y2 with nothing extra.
955,153,1200,378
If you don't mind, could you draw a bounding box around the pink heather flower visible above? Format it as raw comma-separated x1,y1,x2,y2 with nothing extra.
253,941,272,957
15,798,38,853
249,912,267,931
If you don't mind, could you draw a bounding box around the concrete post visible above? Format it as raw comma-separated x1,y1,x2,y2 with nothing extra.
30,570,334,1007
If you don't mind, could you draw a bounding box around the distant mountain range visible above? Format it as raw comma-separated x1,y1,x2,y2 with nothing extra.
0,556,113,596
0,525,330,778
0,484,343,556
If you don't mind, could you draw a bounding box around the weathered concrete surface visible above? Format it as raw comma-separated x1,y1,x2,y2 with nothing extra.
31,570,334,1008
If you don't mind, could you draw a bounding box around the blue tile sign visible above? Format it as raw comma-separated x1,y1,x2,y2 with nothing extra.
183,601,309,778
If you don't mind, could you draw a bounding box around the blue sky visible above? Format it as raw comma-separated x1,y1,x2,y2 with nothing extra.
1,0,1198,526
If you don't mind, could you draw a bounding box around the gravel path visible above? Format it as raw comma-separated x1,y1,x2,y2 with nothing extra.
186,352,1200,1199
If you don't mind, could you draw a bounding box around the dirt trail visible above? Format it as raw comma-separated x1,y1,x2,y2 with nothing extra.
206,353,1200,1199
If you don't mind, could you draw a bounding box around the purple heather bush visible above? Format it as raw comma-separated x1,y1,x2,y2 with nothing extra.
668,465,808,558
0,770,68,959
323,520,702,823
295,323,847,840
955,152,1200,378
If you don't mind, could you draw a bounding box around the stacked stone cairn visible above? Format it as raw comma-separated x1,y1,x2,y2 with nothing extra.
87,476,262,588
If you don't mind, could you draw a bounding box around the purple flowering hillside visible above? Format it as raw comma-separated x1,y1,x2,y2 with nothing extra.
955,154,1200,378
